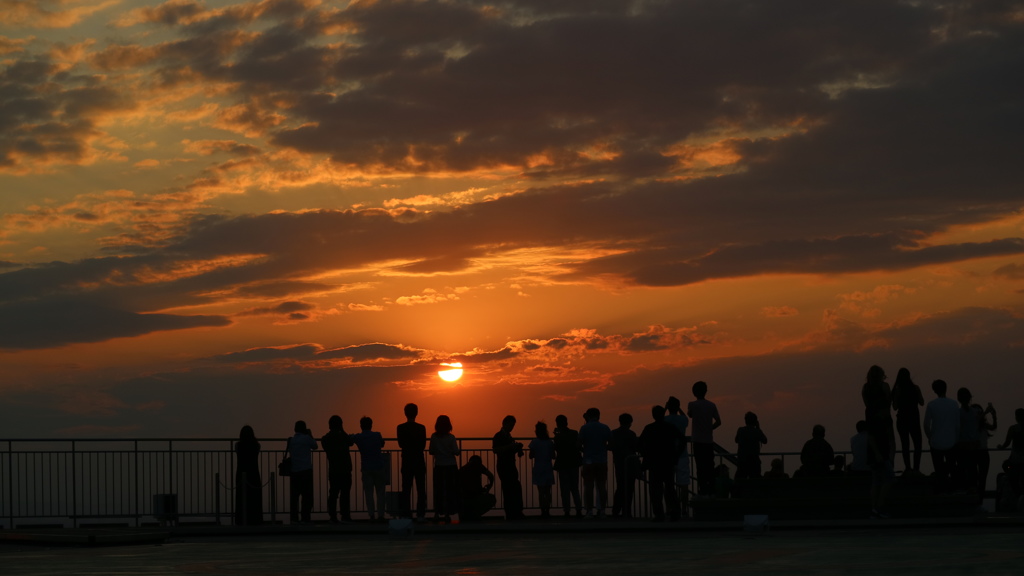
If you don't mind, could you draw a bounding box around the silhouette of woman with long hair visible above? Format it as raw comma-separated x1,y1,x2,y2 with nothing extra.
320,415,353,523
862,365,895,518
529,421,556,518
891,367,924,473
429,414,460,523
235,425,263,525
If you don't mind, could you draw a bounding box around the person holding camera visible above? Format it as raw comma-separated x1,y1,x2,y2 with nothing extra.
492,415,525,520
735,411,768,480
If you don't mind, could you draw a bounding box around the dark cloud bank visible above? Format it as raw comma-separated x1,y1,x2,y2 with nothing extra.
1,0,1023,348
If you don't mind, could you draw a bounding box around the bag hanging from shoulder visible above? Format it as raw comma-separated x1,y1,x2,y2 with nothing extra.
279,437,292,476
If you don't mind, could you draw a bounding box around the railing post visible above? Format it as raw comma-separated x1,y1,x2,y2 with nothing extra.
71,440,77,528
215,472,221,525
6,440,12,529
134,440,140,527
271,472,278,524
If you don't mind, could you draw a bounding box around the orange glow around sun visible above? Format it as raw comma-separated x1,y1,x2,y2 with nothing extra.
438,362,464,382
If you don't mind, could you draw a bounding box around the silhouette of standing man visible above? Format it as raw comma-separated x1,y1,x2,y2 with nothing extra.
287,420,317,524
688,381,721,496
553,414,583,517
397,403,427,521
579,407,612,518
493,415,525,520
640,405,682,521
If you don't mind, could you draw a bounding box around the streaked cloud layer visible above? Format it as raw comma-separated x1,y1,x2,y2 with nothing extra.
2,0,1022,444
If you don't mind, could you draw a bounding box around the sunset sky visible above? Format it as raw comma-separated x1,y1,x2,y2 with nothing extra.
2,0,1023,450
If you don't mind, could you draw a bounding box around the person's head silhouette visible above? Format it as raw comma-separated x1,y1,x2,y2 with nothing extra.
435,414,453,435
618,413,633,428
328,415,343,431
692,381,708,399
651,405,666,421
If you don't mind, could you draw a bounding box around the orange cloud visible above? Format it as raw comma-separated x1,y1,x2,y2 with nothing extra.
0,0,120,29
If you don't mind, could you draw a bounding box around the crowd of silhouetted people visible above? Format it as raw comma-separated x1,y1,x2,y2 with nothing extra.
233,368,1024,525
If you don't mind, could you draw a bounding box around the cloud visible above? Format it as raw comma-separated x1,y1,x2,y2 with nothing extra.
0,56,137,173
236,300,315,317
208,343,322,363
567,233,1024,287
315,343,423,362
0,300,230,349
206,342,424,364
762,306,799,318
994,262,1024,280
1,0,1022,351
0,0,119,29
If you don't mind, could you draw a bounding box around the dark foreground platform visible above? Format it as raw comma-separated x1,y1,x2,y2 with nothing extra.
3,516,1024,575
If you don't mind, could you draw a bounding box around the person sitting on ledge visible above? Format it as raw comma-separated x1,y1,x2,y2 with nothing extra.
830,455,847,477
798,425,834,477
763,458,790,479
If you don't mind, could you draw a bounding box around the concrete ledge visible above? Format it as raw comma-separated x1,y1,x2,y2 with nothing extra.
0,528,169,547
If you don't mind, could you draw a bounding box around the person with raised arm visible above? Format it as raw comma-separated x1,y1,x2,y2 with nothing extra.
287,420,317,524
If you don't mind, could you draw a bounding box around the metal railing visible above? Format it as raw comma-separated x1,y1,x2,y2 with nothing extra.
2,438,1005,528
1,437,661,528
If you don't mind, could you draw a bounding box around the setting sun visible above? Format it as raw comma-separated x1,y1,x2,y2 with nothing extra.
438,362,464,382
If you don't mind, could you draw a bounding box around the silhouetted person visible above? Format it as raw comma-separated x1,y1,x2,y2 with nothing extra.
493,415,525,520
862,365,895,517
975,401,997,501
321,415,354,523
831,455,847,477
287,420,317,524
665,396,691,501
397,403,427,520
553,414,583,517
735,411,767,480
799,425,834,477
763,458,789,479
235,425,262,525
997,408,1024,494
429,414,460,523
640,405,682,521
891,367,924,473
955,387,984,494
529,421,555,518
714,464,734,498
459,455,496,521
610,412,639,518
924,379,960,492
688,381,721,496
579,407,612,518
849,421,870,474
351,416,386,521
